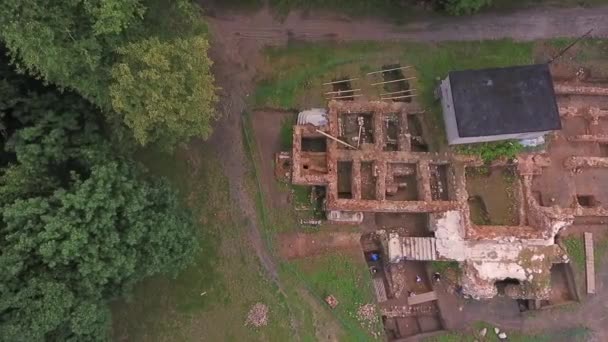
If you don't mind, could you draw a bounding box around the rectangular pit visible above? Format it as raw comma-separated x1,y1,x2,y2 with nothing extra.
332,77,354,101
561,116,588,137
430,164,449,201
600,143,608,157
407,115,428,152
577,195,597,207
300,153,328,175
337,161,353,199
374,213,431,237
574,169,608,205
548,263,576,304
382,64,412,103
361,162,377,200
339,112,374,148
301,137,326,152
384,114,400,151
466,166,520,226
384,317,420,340
386,163,419,201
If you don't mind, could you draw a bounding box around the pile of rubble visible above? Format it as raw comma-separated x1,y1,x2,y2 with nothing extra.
245,303,269,328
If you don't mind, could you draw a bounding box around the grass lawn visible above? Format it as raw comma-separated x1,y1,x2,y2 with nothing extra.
111,146,294,341
563,236,586,270
290,252,384,340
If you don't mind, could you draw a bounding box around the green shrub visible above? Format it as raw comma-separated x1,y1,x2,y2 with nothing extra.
563,236,585,270
430,261,461,275
457,140,523,163
280,115,296,149
438,0,493,15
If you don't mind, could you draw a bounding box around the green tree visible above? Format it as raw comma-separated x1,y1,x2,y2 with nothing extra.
0,0,146,106
0,0,217,147
110,36,218,147
1,162,197,341
0,61,198,341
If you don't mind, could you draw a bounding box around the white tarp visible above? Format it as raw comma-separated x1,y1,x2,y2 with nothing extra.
297,108,328,126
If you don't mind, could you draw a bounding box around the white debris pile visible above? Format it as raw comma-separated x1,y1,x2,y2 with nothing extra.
494,327,507,339
245,303,269,327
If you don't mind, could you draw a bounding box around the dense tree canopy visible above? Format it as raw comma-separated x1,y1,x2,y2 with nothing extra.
0,0,217,148
0,59,198,341
111,36,218,147
0,0,144,106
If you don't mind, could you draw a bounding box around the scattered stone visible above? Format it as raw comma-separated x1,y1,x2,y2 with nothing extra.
479,327,487,337
357,304,377,323
498,332,507,339
325,295,339,309
356,304,380,336
245,303,269,328
494,327,500,335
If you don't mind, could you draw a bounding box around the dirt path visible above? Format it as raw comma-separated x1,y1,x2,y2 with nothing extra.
206,27,277,281
207,6,608,48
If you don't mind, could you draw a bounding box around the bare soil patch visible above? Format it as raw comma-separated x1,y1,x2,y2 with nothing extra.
278,231,362,259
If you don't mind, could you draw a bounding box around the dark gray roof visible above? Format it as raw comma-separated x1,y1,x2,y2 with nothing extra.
449,64,561,138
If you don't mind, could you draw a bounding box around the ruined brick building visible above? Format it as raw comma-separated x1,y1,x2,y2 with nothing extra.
288,72,608,300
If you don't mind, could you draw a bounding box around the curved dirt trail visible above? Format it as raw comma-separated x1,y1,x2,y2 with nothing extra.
204,4,608,340
206,30,277,280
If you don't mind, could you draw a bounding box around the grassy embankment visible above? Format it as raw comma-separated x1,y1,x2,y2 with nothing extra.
111,147,294,341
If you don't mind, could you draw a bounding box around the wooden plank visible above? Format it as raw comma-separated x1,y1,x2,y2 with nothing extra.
325,94,363,100
379,89,417,96
371,77,416,86
315,129,357,149
373,276,388,303
381,94,418,101
407,291,437,306
585,232,596,294
322,78,359,85
366,66,412,75
324,88,361,95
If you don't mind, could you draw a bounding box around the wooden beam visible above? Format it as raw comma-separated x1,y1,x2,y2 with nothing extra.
371,77,416,86
367,66,412,75
407,291,437,306
585,232,596,294
381,94,418,101
324,88,361,95
315,129,357,149
326,94,363,100
379,89,417,96
323,78,359,85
